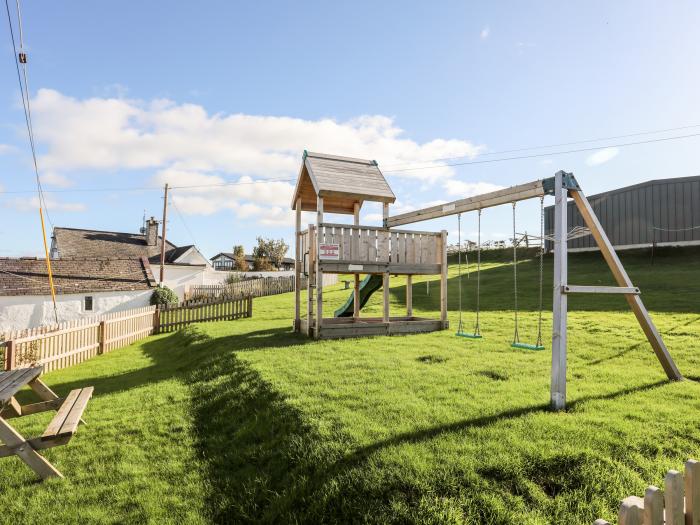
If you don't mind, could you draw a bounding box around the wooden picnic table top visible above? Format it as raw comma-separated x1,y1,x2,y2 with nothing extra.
0,366,43,407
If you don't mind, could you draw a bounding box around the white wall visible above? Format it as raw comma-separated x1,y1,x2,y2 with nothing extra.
0,290,152,333
161,265,206,300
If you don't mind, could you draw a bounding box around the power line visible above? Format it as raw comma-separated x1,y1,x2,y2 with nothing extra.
383,132,700,173
170,197,198,247
0,177,296,195
381,123,700,169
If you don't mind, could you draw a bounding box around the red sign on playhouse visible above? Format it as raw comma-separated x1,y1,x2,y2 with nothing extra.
319,243,340,260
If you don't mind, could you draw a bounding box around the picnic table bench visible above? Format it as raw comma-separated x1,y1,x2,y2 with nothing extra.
0,365,93,480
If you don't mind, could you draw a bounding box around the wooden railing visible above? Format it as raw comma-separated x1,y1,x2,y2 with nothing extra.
157,296,252,333
301,223,442,266
186,275,339,301
595,459,700,524
2,297,253,372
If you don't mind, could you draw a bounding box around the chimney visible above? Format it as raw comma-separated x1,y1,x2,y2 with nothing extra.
145,217,159,246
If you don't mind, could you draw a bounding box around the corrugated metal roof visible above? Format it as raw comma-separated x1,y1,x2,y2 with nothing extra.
291,151,396,213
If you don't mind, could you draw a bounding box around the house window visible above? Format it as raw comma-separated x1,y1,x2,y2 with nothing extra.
84,296,94,311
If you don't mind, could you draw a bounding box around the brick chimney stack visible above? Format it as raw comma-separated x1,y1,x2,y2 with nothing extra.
145,217,159,246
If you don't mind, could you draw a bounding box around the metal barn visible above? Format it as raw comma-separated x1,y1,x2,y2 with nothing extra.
545,175,700,252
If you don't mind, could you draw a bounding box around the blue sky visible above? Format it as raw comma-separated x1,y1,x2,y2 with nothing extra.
1,1,699,258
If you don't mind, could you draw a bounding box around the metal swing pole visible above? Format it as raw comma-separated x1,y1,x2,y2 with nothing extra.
457,213,463,333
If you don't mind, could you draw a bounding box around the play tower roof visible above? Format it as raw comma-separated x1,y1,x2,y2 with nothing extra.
290,151,396,214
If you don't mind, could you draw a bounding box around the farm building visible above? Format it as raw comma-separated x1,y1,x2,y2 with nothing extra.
544,175,700,252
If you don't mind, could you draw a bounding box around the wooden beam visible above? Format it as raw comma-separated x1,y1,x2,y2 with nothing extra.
570,189,682,380
440,230,448,325
385,180,545,227
306,224,315,337
562,285,640,295
382,273,390,323
551,171,568,411
406,275,413,317
353,203,361,320
316,197,324,338
294,198,302,331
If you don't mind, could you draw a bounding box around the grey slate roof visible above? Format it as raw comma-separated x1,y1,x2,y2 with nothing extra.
0,257,156,296
52,227,180,264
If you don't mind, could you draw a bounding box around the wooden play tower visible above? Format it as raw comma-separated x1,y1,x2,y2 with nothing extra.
292,151,449,339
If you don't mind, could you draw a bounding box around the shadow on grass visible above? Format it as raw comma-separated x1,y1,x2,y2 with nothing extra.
126,324,670,523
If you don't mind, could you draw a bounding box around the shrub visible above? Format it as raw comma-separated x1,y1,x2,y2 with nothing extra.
150,285,179,306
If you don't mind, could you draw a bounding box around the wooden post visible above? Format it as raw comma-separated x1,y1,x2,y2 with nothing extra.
316,197,324,338
618,496,644,525
306,223,315,336
382,273,390,323
353,202,360,320
644,486,663,525
98,320,106,354
382,202,390,323
294,198,302,331
406,274,413,317
4,340,14,371
570,189,682,381
153,307,160,335
440,230,448,326
686,459,700,525
665,470,684,525
551,171,568,411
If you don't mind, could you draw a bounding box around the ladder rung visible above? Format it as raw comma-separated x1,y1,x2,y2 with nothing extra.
563,285,640,295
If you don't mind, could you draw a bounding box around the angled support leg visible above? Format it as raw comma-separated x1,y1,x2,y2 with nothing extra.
0,416,63,480
570,189,682,380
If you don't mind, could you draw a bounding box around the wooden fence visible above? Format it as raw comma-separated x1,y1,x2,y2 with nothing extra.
595,459,700,525
157,296,252,333
2,297,252,372
188,274,340,301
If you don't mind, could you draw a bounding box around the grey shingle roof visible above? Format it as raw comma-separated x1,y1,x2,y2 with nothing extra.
0,257,156,296
52,227,179,264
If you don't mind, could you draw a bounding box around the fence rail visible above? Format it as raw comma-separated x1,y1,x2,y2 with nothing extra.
595,459,700,525
2,297,252,372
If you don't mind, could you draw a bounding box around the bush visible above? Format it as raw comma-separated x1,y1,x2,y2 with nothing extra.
224,273,242,285
150,285,179,306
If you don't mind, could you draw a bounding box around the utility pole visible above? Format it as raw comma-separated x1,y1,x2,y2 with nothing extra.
159,183,169,283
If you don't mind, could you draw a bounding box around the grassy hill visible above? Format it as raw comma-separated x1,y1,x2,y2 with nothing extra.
1,246,699,524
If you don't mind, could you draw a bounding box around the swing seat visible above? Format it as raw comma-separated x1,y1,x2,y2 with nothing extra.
511,342,545,351
456,331,482,339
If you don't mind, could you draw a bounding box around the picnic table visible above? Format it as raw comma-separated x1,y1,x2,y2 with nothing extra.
0,365,93,480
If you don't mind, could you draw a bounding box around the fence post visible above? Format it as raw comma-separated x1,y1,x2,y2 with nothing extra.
4,340,14,371
153,307,161,335
98,320,106,354
247,295,253,317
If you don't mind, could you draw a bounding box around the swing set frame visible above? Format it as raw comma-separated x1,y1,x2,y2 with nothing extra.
385,170,683,411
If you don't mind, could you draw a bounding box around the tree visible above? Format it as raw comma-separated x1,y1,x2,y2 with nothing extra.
252,237,289,270
232,244,248,271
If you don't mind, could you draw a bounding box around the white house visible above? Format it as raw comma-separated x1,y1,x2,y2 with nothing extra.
51,217,213,300
0,257,156,332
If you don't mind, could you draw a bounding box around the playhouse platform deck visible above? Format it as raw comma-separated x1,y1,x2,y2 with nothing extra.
299,316,448,339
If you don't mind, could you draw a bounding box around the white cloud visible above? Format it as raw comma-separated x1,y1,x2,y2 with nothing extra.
586,147,619,166
9,195,86,212
480,26,490,39
31,89,482,182
0,144,16,154
41,172,73,187
29,88,485,224
443,180,504,197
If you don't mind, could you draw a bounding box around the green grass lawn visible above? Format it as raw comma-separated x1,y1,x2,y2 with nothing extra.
1,246,699,524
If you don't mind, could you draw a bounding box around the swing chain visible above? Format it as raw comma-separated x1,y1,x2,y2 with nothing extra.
512,202,520,344
474,208,481,336
536,195,545,347
457,212,463,332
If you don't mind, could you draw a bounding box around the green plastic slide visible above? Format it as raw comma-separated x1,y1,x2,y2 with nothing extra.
334,274,383,317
